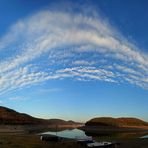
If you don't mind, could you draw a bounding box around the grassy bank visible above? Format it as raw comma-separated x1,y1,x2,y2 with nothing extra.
0,125,148,148
0,132,147,148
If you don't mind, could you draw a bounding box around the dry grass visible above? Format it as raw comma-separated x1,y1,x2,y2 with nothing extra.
0,125,147,148
0,133,82,148
0,133,148,148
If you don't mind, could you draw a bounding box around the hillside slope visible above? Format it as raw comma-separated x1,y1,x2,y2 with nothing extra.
0,106,80,126
85,117,148,127
0,106,45,124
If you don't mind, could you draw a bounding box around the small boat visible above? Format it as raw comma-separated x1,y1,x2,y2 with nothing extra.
87,141,113,148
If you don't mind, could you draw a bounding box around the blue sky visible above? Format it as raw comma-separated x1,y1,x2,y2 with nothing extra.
0,0,148,122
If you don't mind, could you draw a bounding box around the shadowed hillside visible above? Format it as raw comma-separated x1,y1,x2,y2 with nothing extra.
0,106,46,125
0,106,81,126
85,117,148,127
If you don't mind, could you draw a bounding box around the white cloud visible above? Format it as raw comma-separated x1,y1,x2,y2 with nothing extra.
73,60,96,65
0,6,148,95
56,66,116,83
0,65,49,95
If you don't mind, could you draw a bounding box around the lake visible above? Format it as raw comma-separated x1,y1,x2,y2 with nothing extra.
42,128,89,139
42,128,148,140
141,135,148,138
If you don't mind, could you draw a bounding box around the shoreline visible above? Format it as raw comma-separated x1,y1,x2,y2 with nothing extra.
80,125,148,133
0,124,83,134
0,125,147,148
0,132,148,148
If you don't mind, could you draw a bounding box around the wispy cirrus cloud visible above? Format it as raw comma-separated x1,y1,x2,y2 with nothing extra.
8,96,26,101
72,60,96,66
0,4,148,95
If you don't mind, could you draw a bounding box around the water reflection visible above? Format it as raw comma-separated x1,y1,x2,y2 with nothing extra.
42,128,88,139
85,131,148,140
141,135,148,138
42,128,148,140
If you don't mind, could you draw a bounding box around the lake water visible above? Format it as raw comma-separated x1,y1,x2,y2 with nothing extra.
42,128,89,139
141,135,148,138
42,128,148,140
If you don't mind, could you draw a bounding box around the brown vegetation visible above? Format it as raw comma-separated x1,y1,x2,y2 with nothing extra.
85,117,148,128
0,106,45,125
0,133,148,148
0,106,81,126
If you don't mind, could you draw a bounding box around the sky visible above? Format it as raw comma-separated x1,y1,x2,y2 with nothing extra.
0,0,148,122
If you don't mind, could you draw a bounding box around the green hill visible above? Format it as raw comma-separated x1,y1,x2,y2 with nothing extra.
85,117,148,127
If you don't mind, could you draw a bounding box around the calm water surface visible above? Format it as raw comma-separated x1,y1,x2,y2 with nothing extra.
42,129,88,139
42,128,148,140
141,135,148,138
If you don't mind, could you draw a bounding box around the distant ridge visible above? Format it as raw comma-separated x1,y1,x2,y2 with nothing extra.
85,117,148,127
47,119,81,125
0,106,80,126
